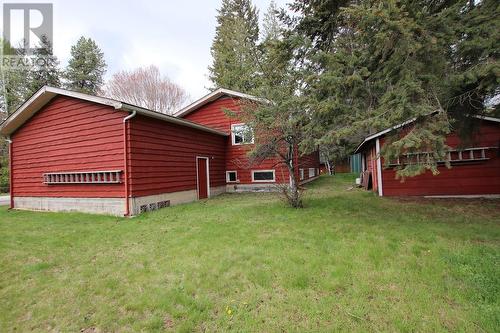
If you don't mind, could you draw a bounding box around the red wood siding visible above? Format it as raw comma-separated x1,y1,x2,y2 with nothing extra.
11,96,127,198
128,115,226,197
183,96,291,184
298,150,321,181
380,121,500,196
183,97,235,133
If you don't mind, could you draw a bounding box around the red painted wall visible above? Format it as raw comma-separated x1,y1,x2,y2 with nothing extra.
298,150,321,181
127,115,226,197
11,96,127,198
183,96,292,184
379,121,500,196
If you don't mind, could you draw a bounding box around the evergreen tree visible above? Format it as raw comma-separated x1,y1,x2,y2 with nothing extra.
208,0,260,92
292,0,499,178
262,1,282,42
64,37,107,94
28,35,61,92
1,40,32,114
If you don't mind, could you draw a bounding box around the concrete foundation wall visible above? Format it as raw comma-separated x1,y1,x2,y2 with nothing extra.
13,196,125,216
226,183,280,193
129,185,227,215
210,185,226,196
13,181,326,216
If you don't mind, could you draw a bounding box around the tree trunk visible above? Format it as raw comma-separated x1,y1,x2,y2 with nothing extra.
287,163,302,208
284,142,302,208
325,159,332,175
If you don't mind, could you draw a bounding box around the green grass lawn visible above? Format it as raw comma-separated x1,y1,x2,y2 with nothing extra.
0,175,499,332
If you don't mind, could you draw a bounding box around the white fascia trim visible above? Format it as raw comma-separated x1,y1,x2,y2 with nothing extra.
0,86,122,136
174,88,268,118
375,138,383,197
474,115,500,123
0,85,228,137
354,113,500,154
44,86,123,108
251,169,276,183
353,117,418,154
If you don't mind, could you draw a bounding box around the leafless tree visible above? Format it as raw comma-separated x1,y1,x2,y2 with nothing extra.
105,65,189,114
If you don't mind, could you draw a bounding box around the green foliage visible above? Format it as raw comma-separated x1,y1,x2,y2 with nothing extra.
293,0,499,177
262,1,282,42
0,39,32,114
0,144,8,193
1,36,61,115
64,36,107,94
0,176,499,331
208,0,260,92
28,35,61,92
237,27,313,207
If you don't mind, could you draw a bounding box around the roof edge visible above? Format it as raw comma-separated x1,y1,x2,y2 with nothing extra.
353,113,500,154
121,103,228,136
0,86,228,137
174,87,267,118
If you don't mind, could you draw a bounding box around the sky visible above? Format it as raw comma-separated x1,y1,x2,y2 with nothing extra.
3,0,289,102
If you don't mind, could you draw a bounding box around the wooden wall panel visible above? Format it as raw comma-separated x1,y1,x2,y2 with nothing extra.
183,96,294,185
11,96,127,198
379,121,500,196
128,115,226,197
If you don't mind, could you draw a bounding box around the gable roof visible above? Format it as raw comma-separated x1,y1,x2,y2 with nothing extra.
0,86,228,137
354,114,500,154
174,88,267,118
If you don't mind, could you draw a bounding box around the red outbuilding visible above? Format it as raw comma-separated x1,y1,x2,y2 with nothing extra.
0,86,320,215
354,115,500,197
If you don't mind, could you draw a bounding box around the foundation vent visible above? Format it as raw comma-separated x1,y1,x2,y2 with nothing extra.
139,200,170,214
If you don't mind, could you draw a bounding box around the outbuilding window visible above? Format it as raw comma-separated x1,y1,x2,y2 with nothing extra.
308,168,315,178
231,124,254,145
43,170,122,184
252,170,275,182
300,169,304,180
226,171,238,182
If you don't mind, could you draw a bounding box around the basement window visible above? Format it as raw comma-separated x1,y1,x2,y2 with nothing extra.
226,171,238,182
43,170,122,184
252,170,275,183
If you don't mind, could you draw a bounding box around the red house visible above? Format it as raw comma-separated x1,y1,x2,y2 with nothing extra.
0,86,319,216
354,116,500,197
175,88,320,192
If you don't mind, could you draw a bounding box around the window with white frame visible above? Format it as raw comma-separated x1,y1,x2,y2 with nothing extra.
231,124,254,145
299,168,304,180
308,168,315,178
226,171,238,182
252,170,275,182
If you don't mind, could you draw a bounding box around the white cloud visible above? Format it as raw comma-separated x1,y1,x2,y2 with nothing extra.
4,0,290,99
